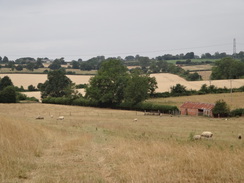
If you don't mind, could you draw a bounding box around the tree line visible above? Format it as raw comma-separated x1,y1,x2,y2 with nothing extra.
1,53,244,81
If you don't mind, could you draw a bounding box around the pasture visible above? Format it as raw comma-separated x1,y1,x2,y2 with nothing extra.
1,103,244,182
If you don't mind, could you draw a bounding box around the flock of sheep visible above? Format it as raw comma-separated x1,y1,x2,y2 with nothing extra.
36,116,242,140
193,131,242,140
36,115,64,120
193,131,213,140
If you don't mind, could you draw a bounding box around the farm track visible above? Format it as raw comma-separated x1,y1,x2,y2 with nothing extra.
25,126,115,182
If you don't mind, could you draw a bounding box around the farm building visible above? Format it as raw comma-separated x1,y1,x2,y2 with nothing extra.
180,102,215,117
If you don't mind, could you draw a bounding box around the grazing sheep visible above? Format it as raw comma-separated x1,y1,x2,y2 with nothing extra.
201,131,213,138
238,134,242,139
57,116,64,120
193,135,201,140
134,118,137,122
36,115,44,120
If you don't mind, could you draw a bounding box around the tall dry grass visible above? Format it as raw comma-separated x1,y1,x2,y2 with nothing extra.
1,103,244,182
0,115,44,182
101,138,244,183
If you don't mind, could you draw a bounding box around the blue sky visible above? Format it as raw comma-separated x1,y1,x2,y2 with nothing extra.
1,0,244,60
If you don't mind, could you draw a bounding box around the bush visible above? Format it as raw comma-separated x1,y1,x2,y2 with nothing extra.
212,99,230,117
42,97,178,114
16,93,27,101
230,108,244,117
76,84,87,89
0,86,16,103
28,85,38,91
116,102,178,114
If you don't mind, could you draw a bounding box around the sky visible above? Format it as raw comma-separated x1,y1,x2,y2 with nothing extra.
1,0,244,61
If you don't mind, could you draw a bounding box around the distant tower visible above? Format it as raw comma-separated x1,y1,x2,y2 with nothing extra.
233,38,236,58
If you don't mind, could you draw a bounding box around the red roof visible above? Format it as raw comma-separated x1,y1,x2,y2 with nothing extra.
180,102,215,110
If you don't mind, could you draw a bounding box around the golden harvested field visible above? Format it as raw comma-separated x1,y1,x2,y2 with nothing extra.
150,73,244,92
0,74,92,88
1,103,244,182
1,73,244,101
1,73,244,91
196,70,212,80
148,92,244,110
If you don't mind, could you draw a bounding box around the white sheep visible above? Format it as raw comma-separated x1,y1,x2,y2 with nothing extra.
134,118,138,122
201,131,213,138
57,116,64,120
193,135,201,140
36,115,44,120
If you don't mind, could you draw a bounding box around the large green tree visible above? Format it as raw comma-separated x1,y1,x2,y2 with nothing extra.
212,99,230,117
0,76,13,91
211,57,244,79
124,70,157,104
2,56,9,63
0,76,16,103
40,69,74,98
170,84,187,96
85,59,157,106
0,86,16,103
86,59,129,105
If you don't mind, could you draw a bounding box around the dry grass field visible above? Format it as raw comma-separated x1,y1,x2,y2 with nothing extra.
1,73,244,101
1,73,244,91
0,74,92,88
150,73,244,93
148,92,244,110
1,103,244,182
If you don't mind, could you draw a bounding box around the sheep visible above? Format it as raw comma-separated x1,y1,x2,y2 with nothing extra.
57,116,64,120
134,118,138,122
193,135,201,140
36,115,44,120
238,134,242,140
201,131,213,138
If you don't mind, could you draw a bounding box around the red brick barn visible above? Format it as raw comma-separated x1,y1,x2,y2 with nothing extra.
180,102,215,117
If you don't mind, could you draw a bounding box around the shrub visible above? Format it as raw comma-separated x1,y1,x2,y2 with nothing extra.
230,108,244,117
212,99,230,117
0,86,16,103
76,84,87,89
28,85,38,91
16,93,27,101
42,97,178,114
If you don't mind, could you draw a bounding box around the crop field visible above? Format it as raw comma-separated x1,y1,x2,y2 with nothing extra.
1,103,244,182
150,73,244,93
0,74,92,88
1,73,244,101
